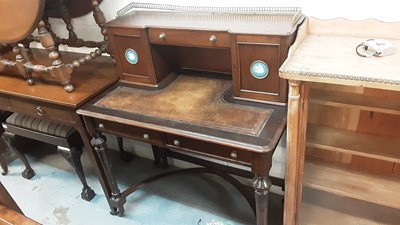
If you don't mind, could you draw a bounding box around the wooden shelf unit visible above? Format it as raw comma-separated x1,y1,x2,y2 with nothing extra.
303,87,400,222
300,187,400,225
306,124,400,163
309,88,400,116
303,160,400,209
279,17,400,225
299,85,400,224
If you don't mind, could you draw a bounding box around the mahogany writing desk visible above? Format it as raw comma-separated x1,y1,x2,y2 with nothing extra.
78,5,304,225
0,48,118,201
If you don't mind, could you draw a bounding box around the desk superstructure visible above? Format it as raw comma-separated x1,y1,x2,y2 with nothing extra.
106,5,304,105
78,5,304,225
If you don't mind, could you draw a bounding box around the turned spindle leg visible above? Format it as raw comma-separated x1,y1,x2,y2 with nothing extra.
12,45,33,85
91,134,126,216
253,175,272,225
252,153,273,225
37,20,74,92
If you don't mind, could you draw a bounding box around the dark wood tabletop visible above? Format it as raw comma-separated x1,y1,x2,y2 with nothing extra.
0,49,119,108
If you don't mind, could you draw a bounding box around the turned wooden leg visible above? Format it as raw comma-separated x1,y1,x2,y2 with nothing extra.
116,136,133,162
57,146,95,201
5,136,35,179
253,175,272,225
151,145,168,168
91,134,126,216
252,152,273,225
37,20,74,93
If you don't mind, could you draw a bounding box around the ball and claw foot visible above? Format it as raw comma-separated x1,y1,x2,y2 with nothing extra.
22,168,35,179
81,187,96,201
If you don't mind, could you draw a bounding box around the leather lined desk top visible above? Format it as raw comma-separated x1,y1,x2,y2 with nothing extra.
95,75,270,136
78,74,287,152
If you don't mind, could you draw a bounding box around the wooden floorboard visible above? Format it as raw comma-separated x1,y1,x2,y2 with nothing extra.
0,204,41,225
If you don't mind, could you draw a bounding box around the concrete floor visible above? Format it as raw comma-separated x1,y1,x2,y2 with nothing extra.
0,137,283,225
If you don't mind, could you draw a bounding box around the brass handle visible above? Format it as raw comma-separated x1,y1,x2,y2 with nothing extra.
143,134,149,139
159,32,166,40
230,151,238,159
98,123,104,129
173,139,180,146
36,106,44,116
209,35,216,43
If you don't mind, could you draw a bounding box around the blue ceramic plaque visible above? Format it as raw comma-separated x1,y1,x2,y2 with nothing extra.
125,48,138,64
250,60,269,79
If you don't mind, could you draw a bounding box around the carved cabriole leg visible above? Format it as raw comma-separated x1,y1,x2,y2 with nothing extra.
284,80,308,225
252,152,273,225
0,136,9,175
37,20,74,93
90,134,126,216
3,135,35,179
57,146,95,201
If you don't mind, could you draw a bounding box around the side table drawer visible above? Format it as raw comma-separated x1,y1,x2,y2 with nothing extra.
166,134,251,164
0,94,12,110
9,98,74,122
148,28,230,48
93,119,165,145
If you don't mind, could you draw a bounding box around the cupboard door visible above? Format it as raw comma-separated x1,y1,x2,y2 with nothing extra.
108,28,157,85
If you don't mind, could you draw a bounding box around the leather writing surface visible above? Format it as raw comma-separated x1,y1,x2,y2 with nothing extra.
95,75,271,136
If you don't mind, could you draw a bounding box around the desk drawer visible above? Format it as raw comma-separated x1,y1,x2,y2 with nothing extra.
166,134,251,164
9,98,74,122
93,119,165,145
0,94,12,110
148,28,230,48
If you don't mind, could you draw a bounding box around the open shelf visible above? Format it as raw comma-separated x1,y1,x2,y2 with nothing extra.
309,89,400,116
306,124,400,163
303,160,400,209
300,187,400,225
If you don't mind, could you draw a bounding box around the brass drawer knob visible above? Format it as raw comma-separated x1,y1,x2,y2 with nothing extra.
230,151,238,159
173,139,180,146
98,123,104,129
209,35,216,43
159,32,166,40
36,106,44,116
143,134,149,139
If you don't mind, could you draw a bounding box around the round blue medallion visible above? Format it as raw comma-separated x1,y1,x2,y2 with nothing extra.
250,60,269,79
125,48,138,64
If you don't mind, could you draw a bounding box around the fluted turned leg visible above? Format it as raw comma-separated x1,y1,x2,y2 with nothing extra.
91,134,126,216
57,146,95,201
253,175,272,225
